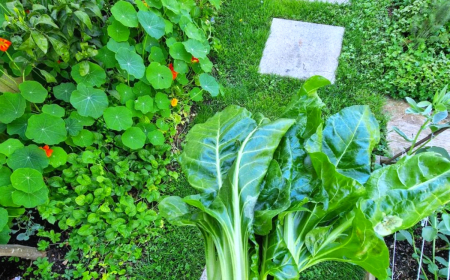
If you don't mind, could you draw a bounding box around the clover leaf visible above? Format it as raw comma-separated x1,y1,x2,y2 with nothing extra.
199,73,220,97
146,62,173,89
116,48,145,79
26,114,67,145
70,84,109,119
111,1,138,28
103,106,133,131
71,62,106,87
122,127,146,150
0,92,26,124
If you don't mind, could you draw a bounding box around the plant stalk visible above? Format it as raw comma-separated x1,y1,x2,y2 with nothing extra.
0,244,46,260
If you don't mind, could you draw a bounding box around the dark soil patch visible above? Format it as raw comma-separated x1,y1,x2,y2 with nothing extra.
385,227,449,280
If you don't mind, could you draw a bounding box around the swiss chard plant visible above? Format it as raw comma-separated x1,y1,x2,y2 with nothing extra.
160,75,450,280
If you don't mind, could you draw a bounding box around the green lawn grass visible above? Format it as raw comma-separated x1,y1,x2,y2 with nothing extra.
134,0,393,278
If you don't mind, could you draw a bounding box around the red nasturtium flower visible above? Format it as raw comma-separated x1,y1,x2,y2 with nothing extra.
57,60,61,64
0,38,11,52
39,145,53,157
25,10,30,14
168,63,178,80
191,56,199,63
171,98,178,107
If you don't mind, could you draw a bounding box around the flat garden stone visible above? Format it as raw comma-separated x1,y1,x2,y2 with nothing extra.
259,18,345,84
385,98,450,155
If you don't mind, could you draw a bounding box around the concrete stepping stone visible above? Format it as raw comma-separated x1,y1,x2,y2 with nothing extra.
385,98,450,155
259,18,345,84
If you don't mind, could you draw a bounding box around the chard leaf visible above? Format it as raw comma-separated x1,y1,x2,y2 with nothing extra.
306,105,380,184
179,105,256,194
362,153,450,236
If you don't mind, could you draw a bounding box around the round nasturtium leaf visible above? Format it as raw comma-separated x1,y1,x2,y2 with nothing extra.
148,130,165,146
64,117,83,137
199,73,220,97
12,187,48,208
133,81,153,97
161,0,180,13
156,118,169,131
122,127,146,150
53,83,76,102
155,92,170,109
111,1,138,28
42,104,65,118
116,48,145,79
0,92,26,124
108,18,130,42
72,129,94,147
149,46,167,63
49,147,67,168
19,81,48,103
103,106,133,131
135,95,153,114
199,57,213,73
136,123,156,138
0,166,12,187
7,114,30,139
182,39,210,59
138,10,166,39
0,139,24,157
0,185,18,207
169,43,191,62
189,87,203,102
183,22,204,41
69,111,95,126
146,63,173,89
0,207,7,230
126,99,144,118
107,38,134,54
70,84,109,119
117,83,135,104
71,62,106,87
174,60,188,74
11,168,46,193
95,46,117,69
26,114,67,145
7,145,49,172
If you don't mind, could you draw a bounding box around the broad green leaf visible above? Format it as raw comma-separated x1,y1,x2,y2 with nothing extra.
116,48,145,79
0,185,17,207
39,70,56,83
146,62,173,89
7,114,30,139
159,196,195,226
42,104,65,117
7,145,49,172
19,81,48,103
48,36,70,62
148,130,164,146
149,46,167,63
49,147,67,168
133,81,153,97
70,84,109,119
95,46,116,68
53,83,76,102
72,129,94,147
0,166,11,187
0,93,26,124
122,127,146,150
107,38,134,53
0,139,23,157
0,207,7,231
155,92,170,109
11,168,45,193
161,0,180,13
306,105,380,184
26,114,67,145
189,88,203,102
363,153,450,236
103,106,133,131
116,83,135,104
180,105,256,193
12,187,48,208
74,10,92,30
0,223,11,244
183,39,210,59
71,62,106,87
108,18,130,42
169,42,191,62
137,10,166,39
31,30,48,54
135,95,153,114
199,73,219,97
183,22,204,41
199,57,213,72
174,60,188,74
64,117,83,137
111,1,138,27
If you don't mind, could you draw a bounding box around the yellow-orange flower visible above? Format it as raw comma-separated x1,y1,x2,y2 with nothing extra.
39,145,53,157
171,98,178,107
0,38,11,52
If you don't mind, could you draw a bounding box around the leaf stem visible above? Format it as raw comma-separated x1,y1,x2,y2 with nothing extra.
408,119,430,155
142,34,148,60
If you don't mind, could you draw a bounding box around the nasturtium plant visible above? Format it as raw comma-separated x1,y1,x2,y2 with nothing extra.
26,114,67,145
138,10,166,40
160,76,450,280
146,62,173,89
103,106,133,131
19,81,48,103
71,62,106,88
116,48,146,79
107,19,130,42
53,83,76,103
42,105,65,118
122,127,146,150
0,92,26,124
135,95,154,114
199,73,220,97
111,1,139,28
70,84,109,119
71,129,94,147
7,145,49,172
0,139,24,157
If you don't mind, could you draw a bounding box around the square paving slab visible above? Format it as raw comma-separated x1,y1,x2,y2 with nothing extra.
259,18,345,83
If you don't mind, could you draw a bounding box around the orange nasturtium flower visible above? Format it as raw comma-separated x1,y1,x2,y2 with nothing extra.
171,98,178,107
39,145,54,157
0,38,11,52
168,63,178,80
191,56,199,63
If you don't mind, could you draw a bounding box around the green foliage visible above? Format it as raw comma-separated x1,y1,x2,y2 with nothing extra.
160,76,450,279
